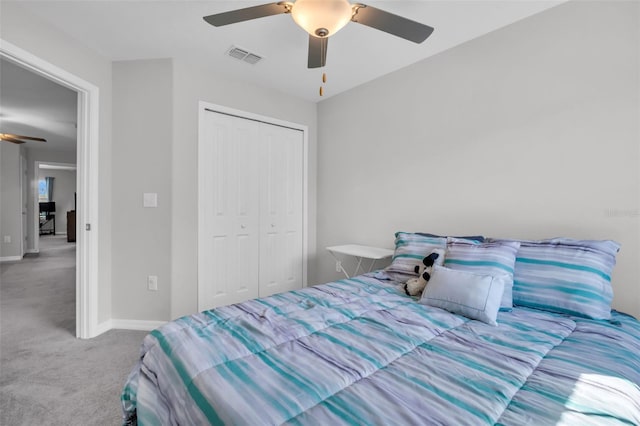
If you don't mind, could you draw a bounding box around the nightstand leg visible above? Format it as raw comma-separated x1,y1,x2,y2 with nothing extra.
354,257,364,276
328,250,351,278
339,263,350,278
367,258,377,273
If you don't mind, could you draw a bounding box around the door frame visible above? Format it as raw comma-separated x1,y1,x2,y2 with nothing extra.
20,153,28,257
1,40,100,339
197,101,309,310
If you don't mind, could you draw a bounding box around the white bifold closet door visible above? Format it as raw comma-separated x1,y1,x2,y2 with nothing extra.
198,110,303,311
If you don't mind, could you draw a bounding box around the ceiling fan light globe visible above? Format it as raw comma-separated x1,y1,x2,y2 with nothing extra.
291,0,352,38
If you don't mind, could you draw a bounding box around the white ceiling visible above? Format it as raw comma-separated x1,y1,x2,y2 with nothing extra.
11,0,565,102
0,58,78,152
0,1,566,151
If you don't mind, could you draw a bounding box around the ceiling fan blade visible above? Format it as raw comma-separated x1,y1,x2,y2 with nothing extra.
0,133,46,144
0,136,26,144
351,4,434,44
5,134,46,142
308,35,328,69
203,3,290,27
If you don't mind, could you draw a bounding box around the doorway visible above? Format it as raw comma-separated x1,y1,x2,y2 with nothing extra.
35,162,78,248
0,39,100,338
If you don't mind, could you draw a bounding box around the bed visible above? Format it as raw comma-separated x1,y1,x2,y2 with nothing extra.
122,234,640,425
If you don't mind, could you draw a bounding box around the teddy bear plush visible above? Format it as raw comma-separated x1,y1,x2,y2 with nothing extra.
404,248,445,296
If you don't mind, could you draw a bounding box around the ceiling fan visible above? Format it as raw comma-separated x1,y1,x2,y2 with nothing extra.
0,133,47,145
203,0,435,69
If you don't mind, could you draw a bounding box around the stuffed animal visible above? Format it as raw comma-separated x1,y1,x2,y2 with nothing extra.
404,248,445,296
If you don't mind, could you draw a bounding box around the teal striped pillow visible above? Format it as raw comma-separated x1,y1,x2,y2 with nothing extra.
495,238,620,320
444,238,520,310
383,232,447,281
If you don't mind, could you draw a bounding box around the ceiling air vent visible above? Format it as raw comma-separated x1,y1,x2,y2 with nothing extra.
226,46,263,65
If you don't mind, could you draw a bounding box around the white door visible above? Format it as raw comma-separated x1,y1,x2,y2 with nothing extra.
198,109,305,311
198,112,261,310
259,125,304,297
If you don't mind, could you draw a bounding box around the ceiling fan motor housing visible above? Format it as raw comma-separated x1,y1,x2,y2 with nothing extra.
291,0,353,38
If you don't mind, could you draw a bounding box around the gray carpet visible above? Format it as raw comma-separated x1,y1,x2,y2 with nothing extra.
0,235,148,425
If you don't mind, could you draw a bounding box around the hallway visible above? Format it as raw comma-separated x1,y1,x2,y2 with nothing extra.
0,235,146,425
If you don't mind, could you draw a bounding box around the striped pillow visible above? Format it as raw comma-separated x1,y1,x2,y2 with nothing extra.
497,238,620,320
382,232,447,281
444,238,520,310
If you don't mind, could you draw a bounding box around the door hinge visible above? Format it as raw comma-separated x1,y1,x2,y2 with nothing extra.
85,223,91,231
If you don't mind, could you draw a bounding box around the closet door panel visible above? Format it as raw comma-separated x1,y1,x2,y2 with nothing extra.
259,124,303,297
199,112,260,311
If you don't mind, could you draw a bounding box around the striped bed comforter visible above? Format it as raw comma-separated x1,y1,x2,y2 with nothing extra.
122,275,640,425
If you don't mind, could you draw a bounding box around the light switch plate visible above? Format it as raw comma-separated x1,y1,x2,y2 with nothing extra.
143,193,158,208
147,275,158,291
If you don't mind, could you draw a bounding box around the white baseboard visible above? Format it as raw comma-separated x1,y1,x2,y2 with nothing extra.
25,249,39,254
111,319,166,331
88,319,167,338
0,256,22,262
55,232,67,236
94,320,113,337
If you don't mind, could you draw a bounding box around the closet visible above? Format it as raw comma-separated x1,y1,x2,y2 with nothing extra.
198,108,305,311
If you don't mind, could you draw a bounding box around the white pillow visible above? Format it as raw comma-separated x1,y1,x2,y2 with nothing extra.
419,265,505,326
444,238,519,311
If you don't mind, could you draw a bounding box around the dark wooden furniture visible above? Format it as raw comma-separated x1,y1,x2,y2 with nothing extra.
67,211,76,242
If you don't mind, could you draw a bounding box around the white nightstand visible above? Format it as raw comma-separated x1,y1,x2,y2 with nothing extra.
326,244,394,278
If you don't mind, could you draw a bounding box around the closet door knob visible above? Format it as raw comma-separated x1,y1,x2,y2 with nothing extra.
271,224,275,228
240,224,246,229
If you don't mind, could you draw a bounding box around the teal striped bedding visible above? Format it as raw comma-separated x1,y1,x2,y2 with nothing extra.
511,240,619,320
122,275,640,425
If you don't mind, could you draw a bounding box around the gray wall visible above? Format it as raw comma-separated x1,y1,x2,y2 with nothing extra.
38,168,77,236
112,59,173,321
317,0,640,318
1,2,113,323
0,143,23,259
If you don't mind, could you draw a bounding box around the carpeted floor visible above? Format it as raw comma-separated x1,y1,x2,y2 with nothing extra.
0,235,147,425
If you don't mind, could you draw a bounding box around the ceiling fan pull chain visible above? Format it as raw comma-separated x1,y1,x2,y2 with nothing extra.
319,69,324,96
